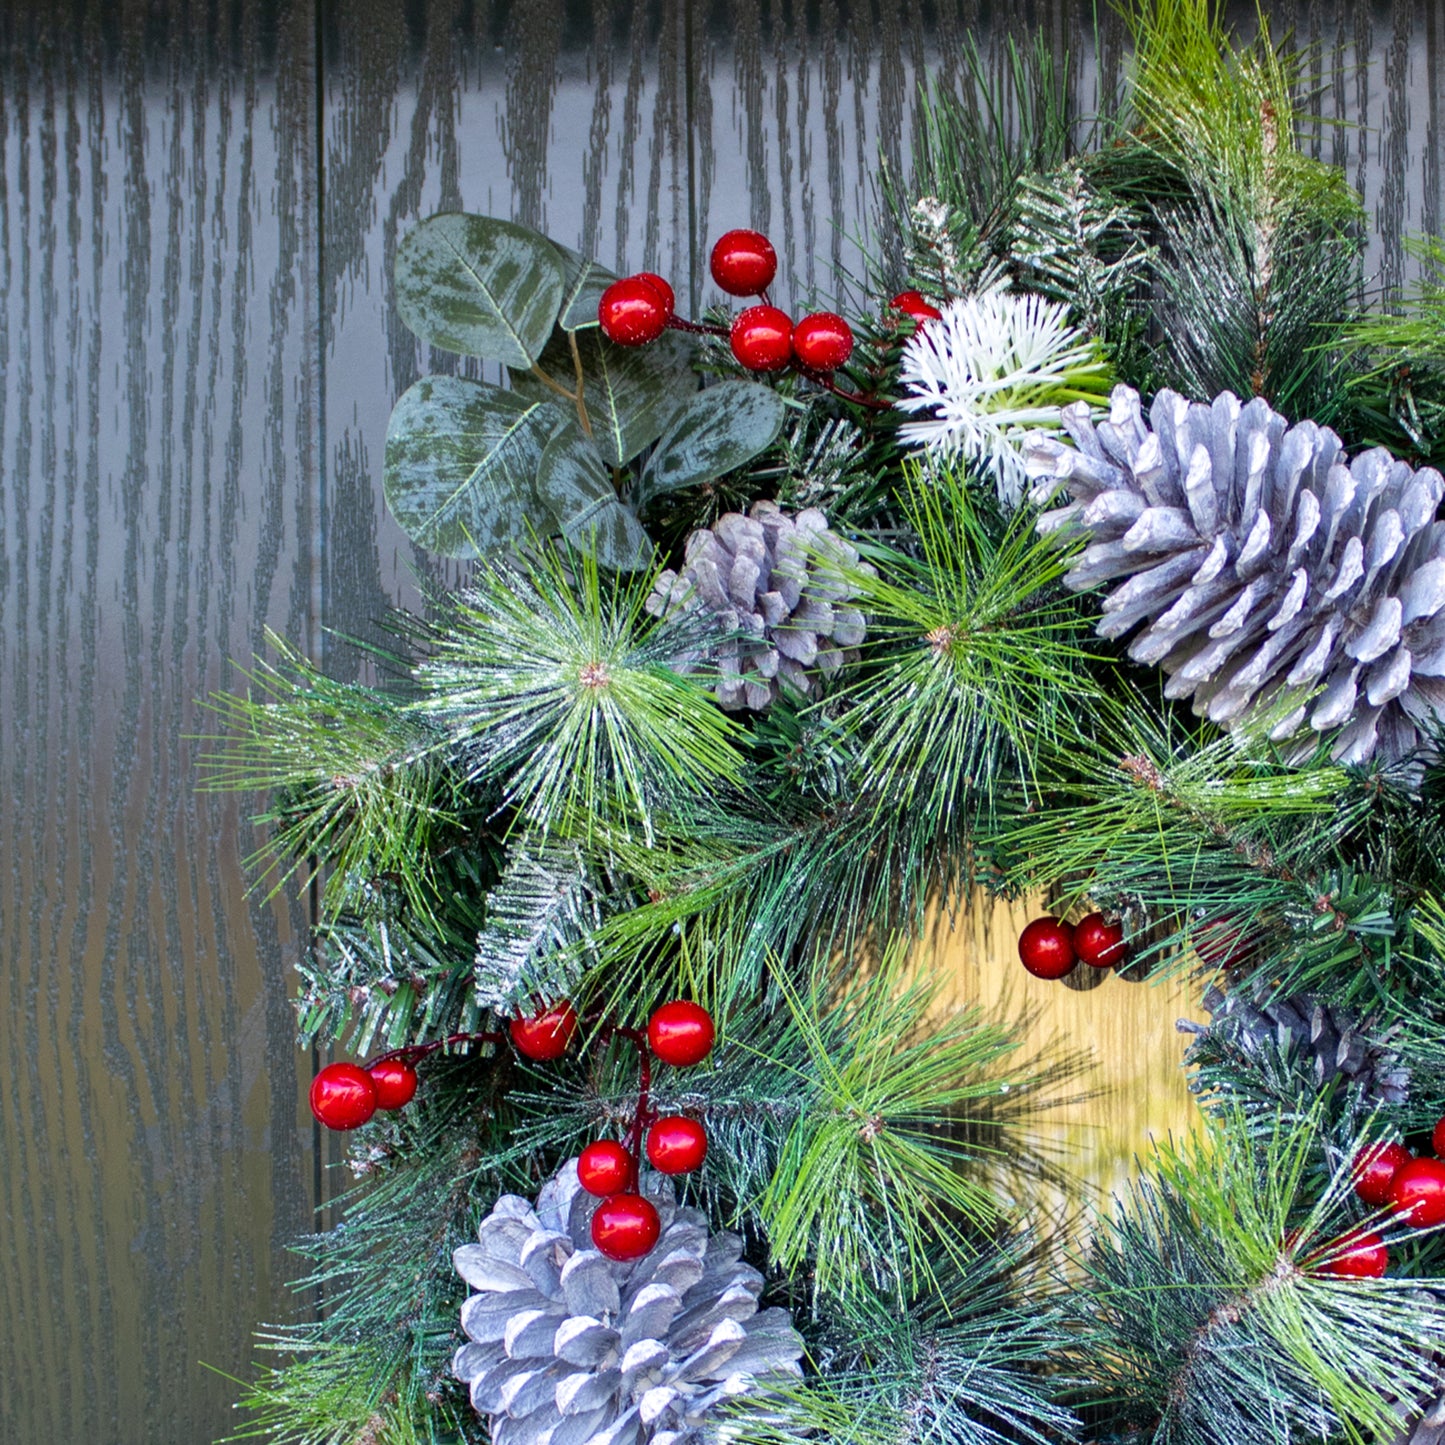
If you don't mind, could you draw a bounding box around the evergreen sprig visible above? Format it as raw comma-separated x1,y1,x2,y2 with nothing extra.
1077,1106,1445,1445
413,544,744,844
200,632,463,926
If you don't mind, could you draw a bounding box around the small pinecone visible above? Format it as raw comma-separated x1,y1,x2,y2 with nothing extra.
646,500,870,711
1182,980,1409,1103
1026,385,1445,763
453,1159,804,1445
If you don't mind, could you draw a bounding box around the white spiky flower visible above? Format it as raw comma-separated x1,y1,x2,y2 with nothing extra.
895,288,1109,508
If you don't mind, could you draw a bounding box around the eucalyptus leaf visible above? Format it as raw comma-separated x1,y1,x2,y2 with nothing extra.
535,422,654,572
638,380,788,502
383,375,556,558
515,326,696,467
550,241,617,332
394,213,564,367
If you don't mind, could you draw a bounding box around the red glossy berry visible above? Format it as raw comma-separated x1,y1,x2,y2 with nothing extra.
590,1193,661,1261
1195,917,1259,971
1389,1156,1445,1226
598,276,669,345
367,1058,418,1111
1314,1228,1389,1278
710,228,777,297
1352,1141,1413,1207
634,271,675,322
647,1001,716,1067
890,290,942,322
578,1140,635,1197
509,1003,579,1062
730,305,793,372
792,312,855,372
1433,1115,1445,1157
646,1115,708,1175
309,1062,378,1131
1018,917,1076,980
1073,912,1126,969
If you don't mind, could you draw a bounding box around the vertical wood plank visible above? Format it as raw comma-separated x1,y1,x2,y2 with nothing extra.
0,1,318,1440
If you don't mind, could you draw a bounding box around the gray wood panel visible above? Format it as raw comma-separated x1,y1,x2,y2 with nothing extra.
1,0,1442,1441
0,4,318,1442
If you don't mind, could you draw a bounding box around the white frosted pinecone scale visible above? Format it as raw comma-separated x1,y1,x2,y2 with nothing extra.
647,500,870,711
453,1160,804,1445
1026,385,1445,763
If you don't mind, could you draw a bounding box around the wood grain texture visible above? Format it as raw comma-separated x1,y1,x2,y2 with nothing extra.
1,0,1443,1440
0,4,318,1442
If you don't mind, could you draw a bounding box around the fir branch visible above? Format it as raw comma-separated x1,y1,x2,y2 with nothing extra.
412,544,745,845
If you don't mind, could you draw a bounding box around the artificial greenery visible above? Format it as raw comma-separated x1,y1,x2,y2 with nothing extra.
210,4,1445,1443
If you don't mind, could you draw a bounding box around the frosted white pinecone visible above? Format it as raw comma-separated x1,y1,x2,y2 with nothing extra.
1026,385,1445,763
646,500,870,711
1180,981,1409,1104
453,1159,805,1445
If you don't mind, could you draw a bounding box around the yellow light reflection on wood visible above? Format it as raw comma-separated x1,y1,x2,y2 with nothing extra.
916,894,1207,1204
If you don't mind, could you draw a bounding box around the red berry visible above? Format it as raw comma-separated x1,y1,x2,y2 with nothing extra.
309,1062,378,1131
509,1003,579,1061
646,1116,708,1175
577,1140,635,1197
1314,1228,1389,1278
367,1058,418,1111
792,312,855,372
710,228,777,297
634,271,675,322
890,290,942,322
1352,1141,1412,1207
647,1001,716,1067
730,305,793,372
1195,917,1259,971
1018,918,1076,980
1433,1115,1445,1157
1073,912,1126,968
598,276,669,345
1389,1156,1445,1226
590,1193,661,1261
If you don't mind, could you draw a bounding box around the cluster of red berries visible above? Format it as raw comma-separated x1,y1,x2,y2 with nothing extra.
1017,913,1127,979
1323,1119,1445,1277
309,1056,420,1131
575,1000,716,1262
598,228,857,378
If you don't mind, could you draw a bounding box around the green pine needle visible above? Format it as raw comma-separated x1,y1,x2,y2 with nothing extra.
833,461,1098,827
199,631,461,926
413,544,745,845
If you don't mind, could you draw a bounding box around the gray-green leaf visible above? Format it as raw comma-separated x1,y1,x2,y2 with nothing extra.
384,375,556,557
535,422,653,572
638,380,788,501
550,241,616,332
516,326,696,467
394,213,564,367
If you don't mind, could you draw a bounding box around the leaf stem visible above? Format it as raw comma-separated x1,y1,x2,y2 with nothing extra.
566,332,595,439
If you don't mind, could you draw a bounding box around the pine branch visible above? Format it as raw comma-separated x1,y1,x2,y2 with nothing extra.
413,544,745,847
1075,1105,1445,1445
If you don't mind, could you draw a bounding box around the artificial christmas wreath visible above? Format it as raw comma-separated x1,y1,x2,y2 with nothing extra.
208,5,1445,1444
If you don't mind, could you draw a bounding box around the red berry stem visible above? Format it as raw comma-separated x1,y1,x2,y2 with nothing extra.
796,366,892,411
664,315,731,338
598,1022,654,1171
368,1028,506,1071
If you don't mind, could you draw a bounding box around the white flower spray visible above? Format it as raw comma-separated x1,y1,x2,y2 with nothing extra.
895,288,1111,508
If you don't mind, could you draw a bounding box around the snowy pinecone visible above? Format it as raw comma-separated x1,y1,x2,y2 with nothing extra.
1180,980,1409,1104
646,500,870,711
452,1159,805,1445
1026,385,1445,763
